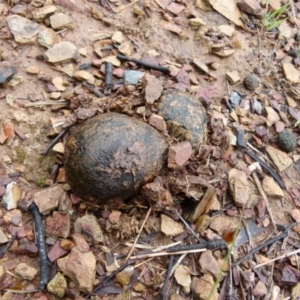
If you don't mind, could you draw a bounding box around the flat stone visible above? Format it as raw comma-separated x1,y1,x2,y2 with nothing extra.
3,209,22,226
6,15,42,44
100,55,121,66
266,146,293,172
174,265,191,294
2,182,21,210
57,238,96,293
252,280,267,297
277,130,297,153
73,70,95,84
45,42,79,64
26,65,40,74
124,70,145,85
48,240,68,262
32,5,57,22
115,266,134,286
228,169,249,207
0,61,16,84
108,210,122,224
168,141,193,168
145,74,163,104
33,184,66,214
262,176,284,198
191,274,219,300
53,142,65,154
14,263,38,280
45,211,70,238
166,2,185,15
160,20,182,35
118,41,132,56
161,214,184,236
61,63,74,77
149,114,166,132
10,4,28,16
218,25,235,36
38,28,58,48
226,71,241,84
265,106,280,127
74,214,103,244
237,0,262,15
210,215,239,236
199,250,220,279
283,63,300,83
111,31,123,44
47,272,67,297
50,12,74,30
0,228,8,244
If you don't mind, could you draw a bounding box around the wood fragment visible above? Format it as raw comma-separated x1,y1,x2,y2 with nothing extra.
158,255,174,300
24,101,67,107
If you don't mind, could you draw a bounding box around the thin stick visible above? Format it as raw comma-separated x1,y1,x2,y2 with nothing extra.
153,0,165,10
255,248,300,268
159,255,174,300
0,233,17,259
173,209,203,243
130,248,206,260
233,222,297,266
252,172,277,231
41,127,69,156
116,0,140,13
125,207,152,262
4,165,31,187
24,101,67,107
125,241,182,251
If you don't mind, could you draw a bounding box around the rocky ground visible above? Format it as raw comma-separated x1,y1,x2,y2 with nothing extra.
1,0,300,299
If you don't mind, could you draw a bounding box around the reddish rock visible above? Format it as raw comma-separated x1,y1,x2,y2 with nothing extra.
108,210,122,224
166,2,185,15
57,234,96,293
71,233,90,252
0,186,5,197
275,121,285,133
45,211,70,238
13,240,38,257
168,141,192,168
149,114,167,132
74,214,103,244
142,180,173,206
48,240,68,262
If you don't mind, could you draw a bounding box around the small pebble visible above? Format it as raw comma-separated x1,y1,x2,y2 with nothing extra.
243,73,260,91
277,130,297,153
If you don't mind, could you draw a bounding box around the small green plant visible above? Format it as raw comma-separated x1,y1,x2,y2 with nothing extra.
262,2,289,31
37,177,47,188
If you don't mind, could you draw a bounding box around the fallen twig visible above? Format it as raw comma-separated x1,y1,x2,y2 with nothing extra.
252,172,277,231
28,202,49,290
158,255,174,300
117,55,170,73
125,207,152,262
255,248,300,268
233,222,298,266
82,81,105,98
130,248,206,259
24,101,67,107
168,238,227,252
0,233,17,259
41,127,69,156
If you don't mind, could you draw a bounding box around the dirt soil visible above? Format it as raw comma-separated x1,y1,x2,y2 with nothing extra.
1,0,300,299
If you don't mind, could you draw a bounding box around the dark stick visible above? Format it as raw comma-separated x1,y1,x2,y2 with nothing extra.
168,239,227,253
244,149,286,189
88,260,134,297
104,62,113,95
117,55,170,73
41,128,69,156
0,233,18,259
28,202,49,290
233,222,297,267
236,129,285,189
82,81,105,98
158,255,174,300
